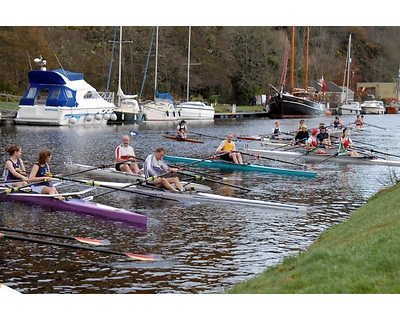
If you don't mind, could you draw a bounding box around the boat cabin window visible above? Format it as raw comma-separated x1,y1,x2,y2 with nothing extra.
49,88,61,99
65,90,73,99
35,88,50,104
26,87,37,99
84,91,101,99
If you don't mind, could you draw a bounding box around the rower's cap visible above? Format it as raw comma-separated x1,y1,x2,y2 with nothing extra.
320,126,326,129
181,120,186,123
312,129,318,135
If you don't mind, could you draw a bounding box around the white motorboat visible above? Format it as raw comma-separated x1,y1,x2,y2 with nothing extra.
361,100,385,114
15,57,116,126
338,101,362,115
176,101,215,120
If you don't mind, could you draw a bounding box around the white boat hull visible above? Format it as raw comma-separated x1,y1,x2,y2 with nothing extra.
176,102,215,120
142,100,178,121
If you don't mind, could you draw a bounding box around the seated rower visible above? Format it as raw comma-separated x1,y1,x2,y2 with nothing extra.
317,126,332,149
115,135,142,175
306,129,327,154
294,125,309,146
2,145,29,187
330,116,344,130
216,132,243,164
338,128,359,157
271,121,282,139
144,147,184,192
177,120,187,138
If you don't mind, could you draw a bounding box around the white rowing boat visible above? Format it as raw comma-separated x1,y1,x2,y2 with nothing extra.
245,148,400,167
88,180,308,213
64,162,145,183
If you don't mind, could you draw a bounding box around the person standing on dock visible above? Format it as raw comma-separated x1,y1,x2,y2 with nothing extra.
144,147,184,192
2,145,29,187
115,135,142,175
216,132,243,164
177,120,187,138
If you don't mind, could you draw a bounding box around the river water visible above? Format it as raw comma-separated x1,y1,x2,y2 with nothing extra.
0,114,399,294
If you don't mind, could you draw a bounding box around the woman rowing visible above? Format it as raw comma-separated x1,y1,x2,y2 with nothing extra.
271,121,282,139
305,129,327,154
354,115,363,129
2,145,29,187
29,149,60,197
177,120,187,138
330,116,344,130
294,124,309,146
216,132,243,164
338,128,359,157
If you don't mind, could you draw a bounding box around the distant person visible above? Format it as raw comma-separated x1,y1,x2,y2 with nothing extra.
330,116,344,130
271,121,282,139
296,119,306,133
29,149,60,197
294,125,309,146
338,128,359,157
2,145,29,187
216,132,243,164
354,115,363,128
306,129,327,154
144,147,184,192
115,135,141,175
177,120,187,138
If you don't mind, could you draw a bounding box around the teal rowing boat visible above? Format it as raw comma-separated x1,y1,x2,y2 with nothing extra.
163,155,317,178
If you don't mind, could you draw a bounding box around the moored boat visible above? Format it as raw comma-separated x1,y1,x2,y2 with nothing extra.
15,57,116,126
176,101,215,120
163,155,317,178
0,184,147,227
361,100,385,115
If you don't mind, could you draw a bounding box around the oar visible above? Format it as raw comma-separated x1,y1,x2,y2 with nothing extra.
0,180,47,196
240,151,308,168
0,232,155,261
0,226,110,246
190,132,224,139
65,158,137,178
364,122,390,131
179,171,253,192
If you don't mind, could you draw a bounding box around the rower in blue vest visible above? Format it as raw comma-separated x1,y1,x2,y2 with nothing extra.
316,126,332,149
177,120,187,138
2,145,29,187
271,121,282,139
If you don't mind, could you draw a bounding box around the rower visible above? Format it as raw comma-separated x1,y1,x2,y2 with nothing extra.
144,147,184,192
3,145,29,187
177,120,187,138
317,125,331,149
216,132,243,164
306,129,327,154
338,128,359,157
294,125,309,146
115,135,142,175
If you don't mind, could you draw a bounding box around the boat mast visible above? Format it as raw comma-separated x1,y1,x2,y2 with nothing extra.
186,26,191,102
304,26,309,91
346,34,352,104
290,27,295,94
154,26,159,100
118,26,123,107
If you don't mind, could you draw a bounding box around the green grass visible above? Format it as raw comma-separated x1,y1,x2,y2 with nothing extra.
226,182,400,293
213,105,265,113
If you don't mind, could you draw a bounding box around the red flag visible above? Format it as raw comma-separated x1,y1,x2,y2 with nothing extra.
321,76,327,94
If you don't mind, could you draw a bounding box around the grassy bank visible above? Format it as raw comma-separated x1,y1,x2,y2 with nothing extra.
226,182,400,294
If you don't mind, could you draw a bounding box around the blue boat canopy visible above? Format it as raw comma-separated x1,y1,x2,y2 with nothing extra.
156,91,174,104
28,69,84,85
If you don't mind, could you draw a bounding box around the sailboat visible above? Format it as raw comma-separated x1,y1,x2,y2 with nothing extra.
140,26,178,121
176,26,215,120
338,34,361,115
108,27,144,124
268,26,326,119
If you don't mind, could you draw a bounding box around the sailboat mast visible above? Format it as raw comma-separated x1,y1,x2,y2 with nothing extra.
346,34,352,104
154,26,159,100
186,26,191,102
290,27,295,94
304,26,309,91
118,26,122,107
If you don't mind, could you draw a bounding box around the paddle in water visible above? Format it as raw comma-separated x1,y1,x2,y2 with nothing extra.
0,233,155,261
0,226,110,246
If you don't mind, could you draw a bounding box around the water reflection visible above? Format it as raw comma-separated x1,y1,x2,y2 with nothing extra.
1,115,400,293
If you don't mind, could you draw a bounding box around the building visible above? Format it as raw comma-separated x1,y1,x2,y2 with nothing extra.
356,82,398,102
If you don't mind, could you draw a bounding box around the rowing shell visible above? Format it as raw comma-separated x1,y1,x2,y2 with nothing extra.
246,148,400,167
163,155,317,178
161,134,204,144
64,162,145,183
236,135,262,141
94,181,308,213
0,184,147,228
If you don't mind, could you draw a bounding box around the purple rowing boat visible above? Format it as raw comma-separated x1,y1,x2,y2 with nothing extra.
0,187,147,228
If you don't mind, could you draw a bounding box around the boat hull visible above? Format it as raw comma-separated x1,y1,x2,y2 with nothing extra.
163,155,317,178
268,91,326,119
0,189,147,227
161,134,204,144
107,109,145,124
142,100,178,121
246,148,400,166
176,102,215,120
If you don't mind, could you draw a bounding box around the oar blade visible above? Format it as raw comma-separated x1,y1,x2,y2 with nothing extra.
74,237,111,246
125,253,156,261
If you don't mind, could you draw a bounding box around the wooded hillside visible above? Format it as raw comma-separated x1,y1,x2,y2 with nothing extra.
1,26,399,105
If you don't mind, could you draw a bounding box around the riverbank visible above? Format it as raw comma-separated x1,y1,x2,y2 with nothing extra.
226,181,400,294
